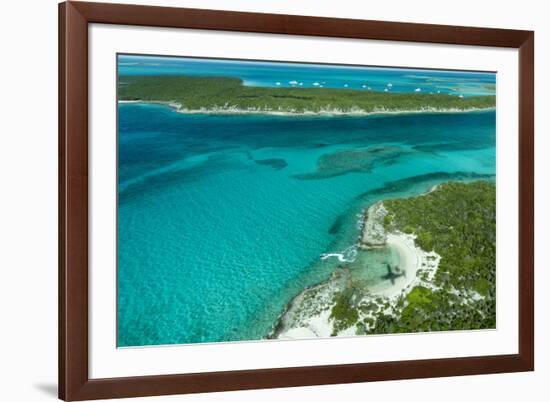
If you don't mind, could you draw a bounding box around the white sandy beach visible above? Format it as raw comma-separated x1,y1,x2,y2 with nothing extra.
368,233,427,298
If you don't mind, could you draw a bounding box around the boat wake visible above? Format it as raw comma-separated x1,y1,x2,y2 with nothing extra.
320,245,358,263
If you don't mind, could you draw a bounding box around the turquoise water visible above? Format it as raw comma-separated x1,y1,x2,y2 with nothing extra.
119,54,495,97
117,103,496,346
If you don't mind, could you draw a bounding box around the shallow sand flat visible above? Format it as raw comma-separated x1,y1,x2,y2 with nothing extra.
277,310,334,340
277,327,317,340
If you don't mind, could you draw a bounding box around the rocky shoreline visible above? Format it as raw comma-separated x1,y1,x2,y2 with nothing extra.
359,202,388,248
118,100,495,117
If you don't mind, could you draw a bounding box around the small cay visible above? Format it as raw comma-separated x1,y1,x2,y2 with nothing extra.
272,180,496,339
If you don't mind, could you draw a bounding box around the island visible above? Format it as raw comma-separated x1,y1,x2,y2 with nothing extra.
118,76,496,115
272,181,496,339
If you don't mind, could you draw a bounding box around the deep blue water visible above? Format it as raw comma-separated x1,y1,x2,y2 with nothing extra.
117,104,496,347
119,54,495,97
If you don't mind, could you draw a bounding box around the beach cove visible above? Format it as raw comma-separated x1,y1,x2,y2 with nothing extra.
273,199,442,340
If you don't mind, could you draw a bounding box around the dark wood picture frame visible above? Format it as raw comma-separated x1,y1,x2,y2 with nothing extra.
59,1,534,400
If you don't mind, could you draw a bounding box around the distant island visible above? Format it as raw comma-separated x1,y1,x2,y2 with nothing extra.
118,76,496,115
273,181,496,339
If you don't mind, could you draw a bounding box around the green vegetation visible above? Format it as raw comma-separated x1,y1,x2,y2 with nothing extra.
370,181,496,334
330,289,360,334
384,181,496,294
118,76,496,114
406,286,433,305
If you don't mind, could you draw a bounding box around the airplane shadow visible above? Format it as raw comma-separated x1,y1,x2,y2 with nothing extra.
380,263,406,285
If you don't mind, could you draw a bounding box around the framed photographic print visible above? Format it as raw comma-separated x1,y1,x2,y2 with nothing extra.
59,1,534,400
